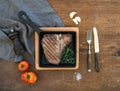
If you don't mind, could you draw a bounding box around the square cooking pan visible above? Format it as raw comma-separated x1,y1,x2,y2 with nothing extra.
35,27,79,70
17,11,79,70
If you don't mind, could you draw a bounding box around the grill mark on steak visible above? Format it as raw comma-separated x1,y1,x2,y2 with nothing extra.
41,34,72,65
44,37,60,56
44,50,59,64
45,51,58,64
43,41,58,57
42,40,59,61
44,38,55,50
47,36,57,48
46,35,58,46
43,44,59,64
51,35,58,45
42,39,60,62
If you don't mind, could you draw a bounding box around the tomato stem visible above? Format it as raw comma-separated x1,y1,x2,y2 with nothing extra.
27,74,31,80
21,65,24,68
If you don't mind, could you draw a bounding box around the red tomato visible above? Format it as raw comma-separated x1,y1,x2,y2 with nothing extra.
21,72,37,84
18,60,29,71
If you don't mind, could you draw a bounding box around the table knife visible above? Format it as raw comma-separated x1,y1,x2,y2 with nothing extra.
93,27,100,72
87,30,92,72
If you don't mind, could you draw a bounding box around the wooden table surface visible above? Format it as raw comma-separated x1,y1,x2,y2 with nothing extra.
0,0,120,91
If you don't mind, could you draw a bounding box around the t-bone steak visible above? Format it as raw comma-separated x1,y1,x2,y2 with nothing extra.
41,34,72,65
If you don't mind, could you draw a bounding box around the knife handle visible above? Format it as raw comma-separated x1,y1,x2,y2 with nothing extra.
87,49,92,72
95,53,100,72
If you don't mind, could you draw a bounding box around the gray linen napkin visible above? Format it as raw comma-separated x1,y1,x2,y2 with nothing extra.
0,0,64,64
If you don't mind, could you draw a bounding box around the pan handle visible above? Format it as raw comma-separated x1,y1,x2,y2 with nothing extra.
17,11,41,33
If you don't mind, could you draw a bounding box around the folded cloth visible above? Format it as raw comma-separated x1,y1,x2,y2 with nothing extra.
0,0,64,64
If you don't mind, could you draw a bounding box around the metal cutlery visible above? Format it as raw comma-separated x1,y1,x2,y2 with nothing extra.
87,30,92,72
93,27,100,72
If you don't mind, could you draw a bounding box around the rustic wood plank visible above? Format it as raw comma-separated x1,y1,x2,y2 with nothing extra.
48,0,120,90
0,0,120,91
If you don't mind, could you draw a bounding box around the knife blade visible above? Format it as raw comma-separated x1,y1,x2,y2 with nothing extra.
93,27,100,72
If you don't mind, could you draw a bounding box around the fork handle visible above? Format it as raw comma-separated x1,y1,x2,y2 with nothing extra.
87,49,92,72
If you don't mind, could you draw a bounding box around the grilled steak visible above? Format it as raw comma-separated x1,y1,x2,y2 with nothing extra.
41,34,72,65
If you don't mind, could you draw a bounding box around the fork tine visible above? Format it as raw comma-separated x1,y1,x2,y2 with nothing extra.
87,30,92,43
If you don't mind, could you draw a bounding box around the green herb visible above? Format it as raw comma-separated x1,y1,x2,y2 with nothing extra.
61,46,76,64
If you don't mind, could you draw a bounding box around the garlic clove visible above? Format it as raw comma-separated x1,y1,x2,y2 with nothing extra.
75,16,81,23
70,12,77,19
72,19,79,25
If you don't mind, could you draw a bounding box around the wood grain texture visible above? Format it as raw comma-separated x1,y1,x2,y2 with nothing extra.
0,0,120,91
48,0,120,91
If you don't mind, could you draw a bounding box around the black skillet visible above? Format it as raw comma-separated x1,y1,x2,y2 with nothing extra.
17,11,42,34
17,11,76,67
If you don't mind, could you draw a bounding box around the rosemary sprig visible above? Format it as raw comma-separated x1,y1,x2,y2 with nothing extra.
61,46,76,64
